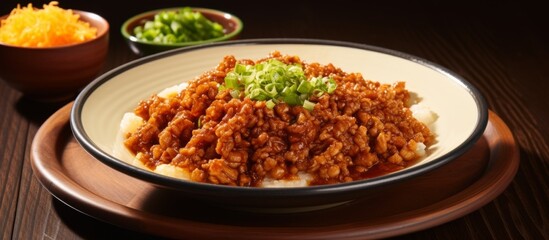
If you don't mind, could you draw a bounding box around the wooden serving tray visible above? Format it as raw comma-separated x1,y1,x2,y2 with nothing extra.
31,103,519,239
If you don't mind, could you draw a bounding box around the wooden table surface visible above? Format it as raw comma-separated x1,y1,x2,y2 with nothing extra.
1,1,547,239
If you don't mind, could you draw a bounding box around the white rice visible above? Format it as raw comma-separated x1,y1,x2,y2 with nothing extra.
260,172,313,188
410,103,436,157
156,82,188,99
410,103,437,127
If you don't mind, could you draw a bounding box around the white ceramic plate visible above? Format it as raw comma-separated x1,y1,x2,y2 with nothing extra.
70,39,488,209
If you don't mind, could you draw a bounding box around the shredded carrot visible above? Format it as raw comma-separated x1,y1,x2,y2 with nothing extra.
0,1,97,47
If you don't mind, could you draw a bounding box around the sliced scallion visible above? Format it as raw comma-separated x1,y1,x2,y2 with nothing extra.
303,100,316,111
220,59,337,110
132,7,225,44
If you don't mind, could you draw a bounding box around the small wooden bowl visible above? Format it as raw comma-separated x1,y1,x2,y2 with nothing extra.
0,10,109,102
121,7,243,56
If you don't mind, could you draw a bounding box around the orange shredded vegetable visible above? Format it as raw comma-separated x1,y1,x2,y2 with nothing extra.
0,1,97,47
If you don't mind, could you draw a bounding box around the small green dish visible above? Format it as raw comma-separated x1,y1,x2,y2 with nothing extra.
121,7,243,56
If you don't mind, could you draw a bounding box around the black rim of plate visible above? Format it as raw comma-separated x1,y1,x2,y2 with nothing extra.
70,38,489,198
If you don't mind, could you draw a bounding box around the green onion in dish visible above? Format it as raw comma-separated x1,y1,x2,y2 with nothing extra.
219,59,337,110
133,7,225,44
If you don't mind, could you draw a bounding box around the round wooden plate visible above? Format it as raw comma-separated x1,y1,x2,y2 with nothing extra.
31,103,519,239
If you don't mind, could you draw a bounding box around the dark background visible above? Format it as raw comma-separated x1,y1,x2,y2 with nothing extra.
2,0,547,157
2,0,547,107
1,1,548,239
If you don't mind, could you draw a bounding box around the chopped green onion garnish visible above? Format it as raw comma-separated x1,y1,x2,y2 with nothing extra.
266,99,276,109
303,100,316,111
133,7,225,44
220,59,337,110
297,80,313,94
229,89,240,98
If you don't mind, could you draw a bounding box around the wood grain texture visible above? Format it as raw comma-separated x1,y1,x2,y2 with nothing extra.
1,0,548,239
0,84,22,240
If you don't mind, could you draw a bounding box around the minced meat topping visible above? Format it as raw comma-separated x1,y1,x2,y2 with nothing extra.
123,51,434,187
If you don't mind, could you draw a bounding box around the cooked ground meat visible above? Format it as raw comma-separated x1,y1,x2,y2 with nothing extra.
123,51,434,187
